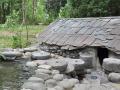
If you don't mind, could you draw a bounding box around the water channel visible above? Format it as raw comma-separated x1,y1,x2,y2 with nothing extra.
0,60,31,90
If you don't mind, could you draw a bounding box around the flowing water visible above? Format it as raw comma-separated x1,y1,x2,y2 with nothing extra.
0,60,31,90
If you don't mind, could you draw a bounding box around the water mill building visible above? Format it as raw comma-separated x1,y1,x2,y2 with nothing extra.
38,17,120,67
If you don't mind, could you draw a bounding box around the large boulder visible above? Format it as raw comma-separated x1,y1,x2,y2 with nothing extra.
103,58,120,73
31,51,51,60
108,73,120,83
47,59,67,72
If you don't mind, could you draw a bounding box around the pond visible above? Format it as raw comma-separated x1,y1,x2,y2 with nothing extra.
0,60,31,90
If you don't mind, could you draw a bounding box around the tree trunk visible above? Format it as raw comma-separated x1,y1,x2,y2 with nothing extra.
22,0,26,24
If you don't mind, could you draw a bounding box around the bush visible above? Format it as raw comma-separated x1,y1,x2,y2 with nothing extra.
12,31,22,48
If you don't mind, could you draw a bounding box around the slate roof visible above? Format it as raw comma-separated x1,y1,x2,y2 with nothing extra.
38,17,120,54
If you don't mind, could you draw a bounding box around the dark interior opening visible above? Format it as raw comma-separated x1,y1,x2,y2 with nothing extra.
97,47,108,65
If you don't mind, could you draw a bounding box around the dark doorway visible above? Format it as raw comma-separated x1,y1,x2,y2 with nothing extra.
97,47,108,65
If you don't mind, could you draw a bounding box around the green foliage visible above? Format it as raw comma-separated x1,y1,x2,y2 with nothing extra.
12,31,22,48
4,10,19,27
59,0,120,18
45,0,67,21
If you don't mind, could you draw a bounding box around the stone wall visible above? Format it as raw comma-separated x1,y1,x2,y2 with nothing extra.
39,43,98,69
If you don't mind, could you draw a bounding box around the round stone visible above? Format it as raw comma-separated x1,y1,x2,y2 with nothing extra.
54,86,64,90
45,79,57,88
47,59,67,72
31,51,51,60
58,79,74,89
69,78,79,85
22,82,46,90
2,51,22,57
35,69,51,74
103,58,120,73
53,74,64,81
108,73,120,83
52,70,60,75
26,61,37,67
35,72,51,80
24,47,37,52
73,84,113,90
28,77,44,83
66,59,85,70
21,88,32,90
38,65,52,70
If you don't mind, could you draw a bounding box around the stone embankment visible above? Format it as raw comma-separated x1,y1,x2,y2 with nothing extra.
1,46,120,90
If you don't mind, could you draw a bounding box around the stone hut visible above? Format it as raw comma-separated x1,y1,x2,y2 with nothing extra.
38,17,120,67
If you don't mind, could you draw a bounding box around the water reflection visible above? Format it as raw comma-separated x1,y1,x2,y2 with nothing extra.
0,60,28,90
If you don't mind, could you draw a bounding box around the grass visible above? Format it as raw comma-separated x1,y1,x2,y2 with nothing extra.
0,24,47,48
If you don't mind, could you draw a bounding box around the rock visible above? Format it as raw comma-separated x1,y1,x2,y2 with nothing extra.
31,51,51,60
22,82,46,90
35,69,52,74
80,54,93,68
21,89,32,90
47,59,67,72
85,69,92,74
73,84,88,90
65,64,75,74
108,73,120,83
103,58,120,72
24,47,37,52
33,60,48,65
58,79,77,89
66,59,85,70
2,51,22,57
26,61,37,67
35,72,51,80
52,70,60,75
38,65,52,70
53,74,64,81
47,88,56,90
73,84,114,90
28,77,44,83
45,79,57,88
24,52,32,57
54,86,64,90
69,78,79,85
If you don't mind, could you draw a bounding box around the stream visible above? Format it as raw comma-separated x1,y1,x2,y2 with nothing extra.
0,59,31,90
